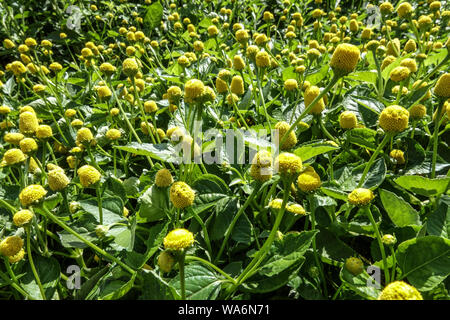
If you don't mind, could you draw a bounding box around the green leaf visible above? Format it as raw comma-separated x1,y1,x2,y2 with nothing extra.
379,189,421,227
427,197,450,238
231,212,253,245
345,128,377,151
97,268,136,300
343,95,383,127
396,236,450,291
144,1,163,30
346,71,377,86
315,228,355,266
169,264,223,300
305,64,329,85
258,231,317,277
294,140,339,161
394,176,450,197
241,259,304,293
340,267,381,300
138,185,168,222
140,269,174,300
352,157,386,189
79,196,125,225
21,256,60,300
115,142,178,163
141,222,169,268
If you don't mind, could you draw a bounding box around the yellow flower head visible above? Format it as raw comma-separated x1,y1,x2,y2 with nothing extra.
48,168,70,191
304,85,325,114
275,121,297,150
433,73,450,98
97,86,112,99
8,248,25,263
3,39,15,49
19,138,38,154
284,79,298,91
4,132,24,145
19,111,39,134
167,86,182,104
122,58,139,77
230,76,244,95
233,55,246,71
0,105,11,114
250,150,273,182
105,128,121,141
409,104,427,119
36,125,53,139
0,236,23,257
155,169,174,187
397,2,413,19
1,148,26,166
330,43,360,76
11,61,27,76
378,281,422,300
339,111,357,129
76,127,94,145
13,209,34,227
348,188,374,206
170,181,195,209
381,55,396,71
390,149,405,164
269,198,283,209
379,105,409,132
99,62,116,76
19,184,47,207
389,66,410,82
184,79,205,104
255,51,270,68
274,152,303,176
235,29,250,44
77,165,101,188
380,2,394,15
382,234,397,246
297,166,321,192
287,203,306,215
158,250,176,272
33,84,46,94
344,257,364,275
400,58,418,73
163,228,195,250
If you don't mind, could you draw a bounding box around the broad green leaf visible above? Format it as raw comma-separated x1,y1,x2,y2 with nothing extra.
379,189,421,227
169,264,223,300
96,268,136,300
352,158,386,189
21,256,60,300
294,140,339,161
345,128,377,151
427,197,450,238
396,236,450,291
79,196,125,225
140,270,174,300
343,95,383,127
347,71,377,86
144,1,163,30
305,64,329,85
315,228,355,266
231,212,253,245
138,185,168,222
115,142,178,163
141,222,169,268
241,260,304,293
394,176,450,197
340,267,381,300
258,231,317,277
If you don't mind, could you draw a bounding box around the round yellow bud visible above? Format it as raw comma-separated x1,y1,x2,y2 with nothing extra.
19,184,47,207
163,228,195,250
13,209,34,227
170,181,195,209
348,188,374,206
77,165,101,188
155,169,174,187
379,105,409,132
378,281,423,300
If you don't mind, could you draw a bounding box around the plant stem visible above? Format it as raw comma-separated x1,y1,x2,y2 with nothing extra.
26,227,46,300
41,205,135,275
364,206,390,285
356,133,392,188
214,183,260,264
185,256,236,284
431,100,444,178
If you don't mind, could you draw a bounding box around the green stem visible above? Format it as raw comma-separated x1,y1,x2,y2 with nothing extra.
96,187,103,225
356,133,392,188
365,206,390,284
26,227,46,300
185,256,236,284
431,100,444,178
41,205,135,275
308,194,328,297
214,183,260,264
280,75,339,149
